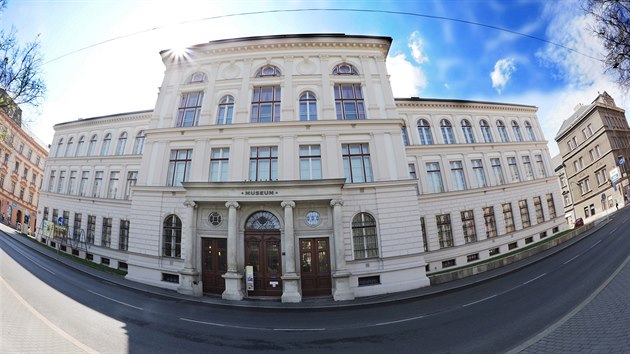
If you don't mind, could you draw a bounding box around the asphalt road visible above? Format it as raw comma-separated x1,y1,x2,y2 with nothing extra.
2,208,629,353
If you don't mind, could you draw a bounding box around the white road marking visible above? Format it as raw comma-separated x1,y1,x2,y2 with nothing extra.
180,317,273,330
563,254,581,264
273,328,326,331
1,276,99,354
522,273,547,284
88,290,144,310
372,314,426,326
2,238,56,275
462,294,497,307
588,239,602,249
609,228,617,234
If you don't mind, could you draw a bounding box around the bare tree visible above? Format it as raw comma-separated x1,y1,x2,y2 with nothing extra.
0,0,47,109
585,0,630,90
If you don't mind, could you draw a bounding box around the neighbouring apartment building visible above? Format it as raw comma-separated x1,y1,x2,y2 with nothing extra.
0,89,47,233
555,92,630,225
36,34,565,303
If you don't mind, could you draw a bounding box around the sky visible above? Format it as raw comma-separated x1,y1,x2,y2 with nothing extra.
2,0,629,156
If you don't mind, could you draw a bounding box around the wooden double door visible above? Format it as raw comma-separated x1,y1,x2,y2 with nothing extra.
201,238,227,295
300,237,332,297
245,231,282,296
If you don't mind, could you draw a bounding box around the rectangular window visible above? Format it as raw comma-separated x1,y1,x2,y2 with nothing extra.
73,213,82,240
450,161,466,191
249,146,278,181
52,209,59,225
299,145,322,180
87,215,96,244
461,210,476,243
426,162,444,193
342,143,373,183
580,179,591,194
167,149,193,186
48,170,56,192
503,203,515,233
177,91,203,127
125,171,138,199
107,171,119,199
62,210,69,227
522,156,534,181
101,217,112,248
467,253,479,262
490,158,505,185
596,168,607,185
334,84,366,120
79,171,89,197
535,154,546,177
489,247,500,256
589,149,595,162
472,159,487,188
210,148,230,182
43,207,49,221
68,171,77,195
595,145,601,157
507,157,520,183
519,200,531,228
436,214,453,248
547,193,557,219
420,217,428,252
534,196,544,223
92,171,103,197
408,163,417,179
442,259,456,268
508,242,518,250
251,86,281,123
119,220,129,251
57,171,66,193
483,206,497,238
358,276,381,286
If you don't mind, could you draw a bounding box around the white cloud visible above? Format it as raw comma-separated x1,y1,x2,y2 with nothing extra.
386,53,427,97
490,58,516,93
408,31,429,64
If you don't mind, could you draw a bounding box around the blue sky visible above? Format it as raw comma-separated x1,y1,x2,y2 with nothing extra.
2,0,628,156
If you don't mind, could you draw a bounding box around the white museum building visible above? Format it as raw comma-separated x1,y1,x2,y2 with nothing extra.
36,34,565,302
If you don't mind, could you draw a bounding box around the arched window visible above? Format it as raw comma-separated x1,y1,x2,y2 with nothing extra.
352,212,378,259
75,136,85,157
299,91,317,121
440,119,455,144
245,211,280,230
497,120,510,142
87,135,98,156
162,214,182,257
511,120,523,142
132,131,145,154
461,119,475,143
525,121,536,141
115,132,127,155
480,120,494,143
55,138,64,158
101,133,112,156
64,137,74,157
190,71,205,83
255,65,281,77
417,119,433,145
332,63,359,75
217,95,234,125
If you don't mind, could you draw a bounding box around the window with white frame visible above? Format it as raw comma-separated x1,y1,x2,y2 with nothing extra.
342,143,373,183
352,212,378,259
87,135,98,156
79,171,89,197
512,120,523,142
251,86,281,123
425,162,444,193
68,171,77,195
596,168,607,185
535,154,546,177
177,92,203,127
299,91,317,121
255,65,281,77
299,145,322,180
125,171,138,199
217,95,234,125
417,119,434,145
132,131,145,155
519,199,531,228
450,161,466,190
167,149,193,186
472,159,487,188
249,146,278,181
210,148,230,182
461,119,475,143
503,203,515,233
525,121,536,141
115,132,127,155
86,215,95,244
163,214,182,257
334,84,365,120
401,126,409,146
461,210,477,243
508,157,520,182
483,206,497,238
65,137,73,157
57,171,66,193
491,158,506,185
119,219,130,251
437,214,454,248
497,120,510,142
534,196,544,223
522,156,534,180
93,171,103,197
55,138,64,158
440,119,455,144
546,193,557,219
75,136,85,157
101,133,111,156
480,119,494,143
107,171,119,199
102,217,112,248
408,163,417,179
579,179,591,194
190,71,205,83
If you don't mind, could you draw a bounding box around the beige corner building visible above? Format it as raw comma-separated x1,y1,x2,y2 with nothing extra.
36,34,565,303
555,92,630,226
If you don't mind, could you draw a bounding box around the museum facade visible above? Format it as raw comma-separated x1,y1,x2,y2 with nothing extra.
36,34,565,302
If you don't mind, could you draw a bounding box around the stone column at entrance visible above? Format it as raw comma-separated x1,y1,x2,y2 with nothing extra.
222,201,244,301
281,200,301,303
178,200,202,296
331,199,354,301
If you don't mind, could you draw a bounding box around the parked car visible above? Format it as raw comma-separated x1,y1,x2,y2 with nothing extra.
574,218,584,228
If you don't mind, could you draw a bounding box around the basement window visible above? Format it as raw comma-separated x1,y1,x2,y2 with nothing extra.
358,275,380,287
162,273,180,284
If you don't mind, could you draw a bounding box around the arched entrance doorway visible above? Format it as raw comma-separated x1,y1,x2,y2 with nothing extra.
16,209,22,230
244,211,282,297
